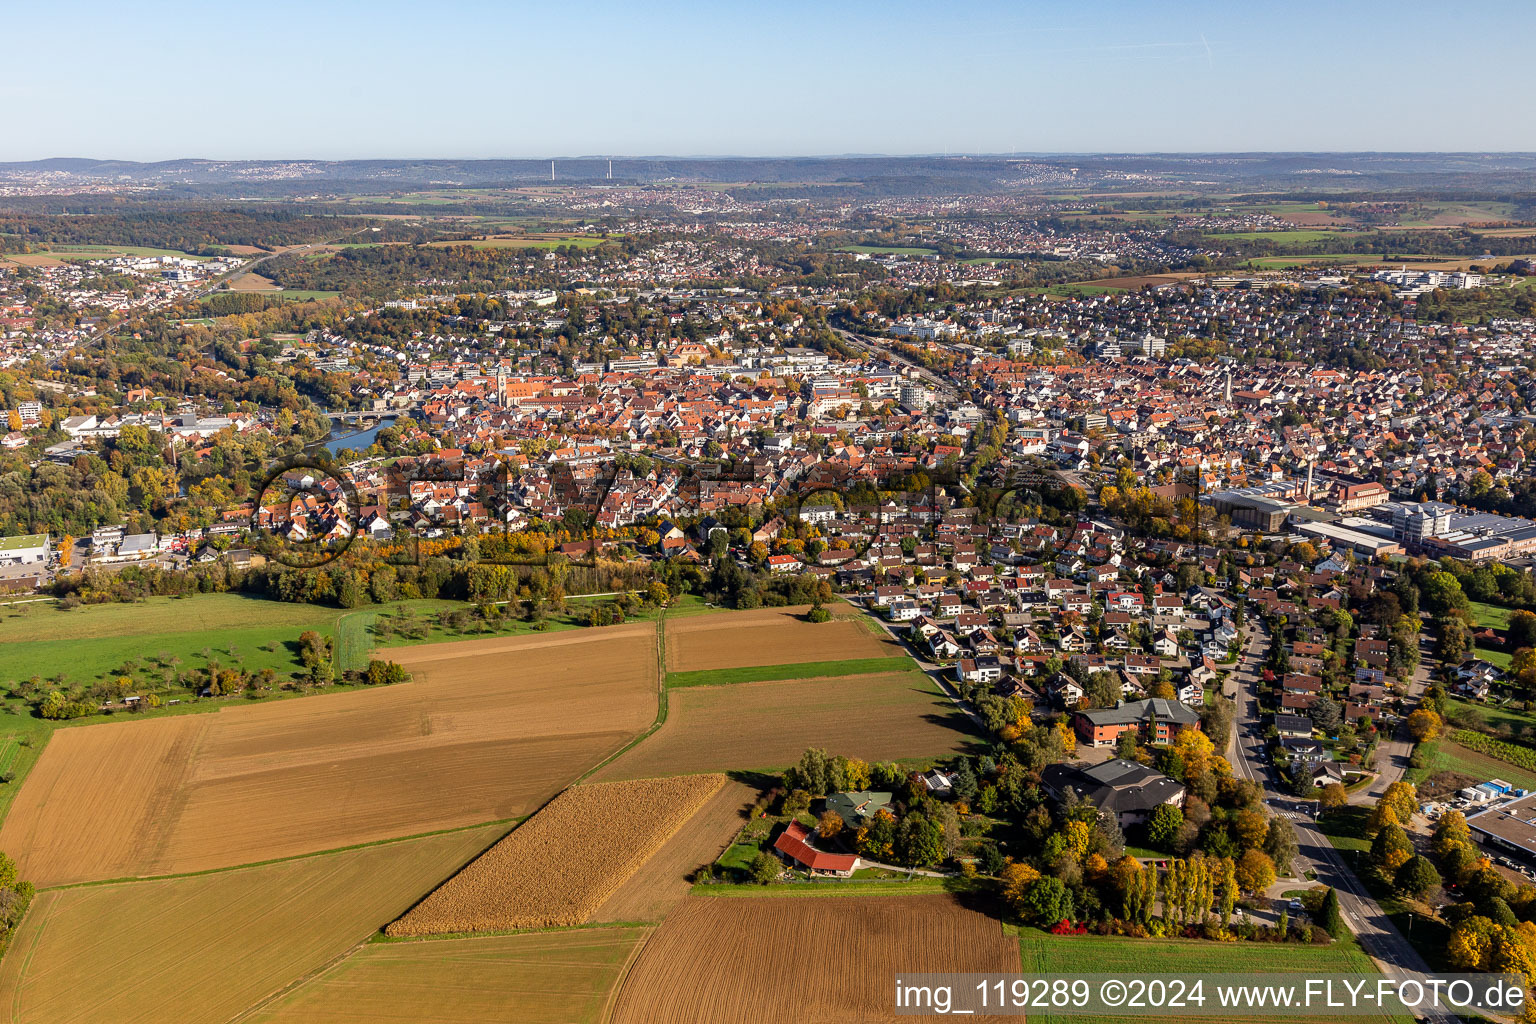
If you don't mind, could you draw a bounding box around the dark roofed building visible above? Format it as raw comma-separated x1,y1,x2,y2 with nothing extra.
825,791,893,830
1275,713,1314,739
1041,758,1186,828
1467,793,1536,868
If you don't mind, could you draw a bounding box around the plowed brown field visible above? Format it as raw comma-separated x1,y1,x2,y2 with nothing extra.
611,894,1020,1023
387,775,725,936
1,625,658,886
665,606,893,672
594,670,975,781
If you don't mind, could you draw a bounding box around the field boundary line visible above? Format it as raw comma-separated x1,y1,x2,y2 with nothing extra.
4,891,54,1022
0,729,51,831
223,932,368,1024
368,920,653,945
36,816,522,892
575,612,668,785
602,923,656,1024
664,655,914,688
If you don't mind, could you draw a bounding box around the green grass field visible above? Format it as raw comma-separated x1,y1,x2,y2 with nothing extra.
1206,229,1355,244
1469,601,1513,630
428,235,610,250
0,591,692,692
1445,696,1536,742
665,655,913,688
0,594,344,689
1316,805,1372,854
1244,254,1380,269
1015,932,1406,1023
1476,644,1512,670
42,244,214,261
1396,200,1517,228
837,244,937,255
1406,737,1536,791
1030,282,1130,297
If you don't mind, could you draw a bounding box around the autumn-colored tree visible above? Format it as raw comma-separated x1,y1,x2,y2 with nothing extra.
999,860,1042,915
1369,781,1418,834
1370,823,1414,873
1055,720,1077,756
817,810,843,839
841,757,872,791
1318,782,1348,814
1232,808,1268,851
1174,727,1215,779
1406,708,1443,743
1491,924,1536,983
1235,848,1276,895
1063,820,1092,862
1433,809,1472,860
1109,855,1144,919
1447,918,1494,970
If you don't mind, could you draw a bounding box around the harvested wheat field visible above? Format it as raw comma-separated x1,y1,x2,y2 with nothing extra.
228,270,281,290
388,775,726,936
666,606,893,673
612,894,1019,1024
1,625,658,886
0,823,504,1024
589,779,758,924
249,926,647,1024
0,253,66,268
596,670,975,782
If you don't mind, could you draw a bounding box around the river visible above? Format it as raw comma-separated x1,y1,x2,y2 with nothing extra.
320,416,397,456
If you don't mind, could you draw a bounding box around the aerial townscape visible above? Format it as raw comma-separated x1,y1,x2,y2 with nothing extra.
7,4,1536,1023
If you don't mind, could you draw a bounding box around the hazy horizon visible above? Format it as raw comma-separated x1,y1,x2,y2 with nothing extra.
6,0,1534,162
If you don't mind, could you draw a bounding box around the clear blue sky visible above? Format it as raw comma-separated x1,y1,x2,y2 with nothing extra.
6,0,1534,161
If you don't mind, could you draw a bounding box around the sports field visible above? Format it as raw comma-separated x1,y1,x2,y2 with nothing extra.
249,927,648,1024
611,894,1019,1023
594,669,976,781
664,606,894,673
0,625,659,885
0,823,504,1024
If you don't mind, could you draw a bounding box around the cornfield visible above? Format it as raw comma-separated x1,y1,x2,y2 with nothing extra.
386,774,726,936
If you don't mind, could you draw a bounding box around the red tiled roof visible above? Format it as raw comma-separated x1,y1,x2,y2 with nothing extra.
773,821,857,873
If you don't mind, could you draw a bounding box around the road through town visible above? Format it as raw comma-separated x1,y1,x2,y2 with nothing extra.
1228,622,1454,1022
